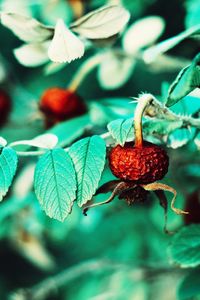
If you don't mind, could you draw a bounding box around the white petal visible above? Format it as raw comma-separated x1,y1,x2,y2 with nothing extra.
48,19,85,63
14,42,50,67
123,16,165,54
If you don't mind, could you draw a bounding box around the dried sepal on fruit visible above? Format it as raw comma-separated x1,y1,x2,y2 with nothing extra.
83,93,188,232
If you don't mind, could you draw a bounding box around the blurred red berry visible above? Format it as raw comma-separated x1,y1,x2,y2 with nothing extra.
0,89,11,126
109,141,169,184
39,88,86,128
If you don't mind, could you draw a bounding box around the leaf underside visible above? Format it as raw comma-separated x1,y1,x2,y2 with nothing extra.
0,147,18,201
69,136,106,207
166,53,200,107
34,148,76,221
107,118,134,145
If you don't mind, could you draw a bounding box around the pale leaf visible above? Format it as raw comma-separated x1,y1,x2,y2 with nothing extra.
123,16,165,54
143,24,200,63
1,12,53,42
0,137,7,147
14,42,50,67
10,134,58,149
13,163,35,198
98,52,135,89
70,5,130,39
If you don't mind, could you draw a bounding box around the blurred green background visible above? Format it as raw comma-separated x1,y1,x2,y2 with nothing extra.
0,0,199,299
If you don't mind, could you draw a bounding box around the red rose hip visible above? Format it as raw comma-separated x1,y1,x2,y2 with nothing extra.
109,141,169,184
83,94,187,219
39,87,86,127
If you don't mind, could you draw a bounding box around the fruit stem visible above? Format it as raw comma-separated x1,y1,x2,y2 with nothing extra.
68,53,104,92
134,93,154,148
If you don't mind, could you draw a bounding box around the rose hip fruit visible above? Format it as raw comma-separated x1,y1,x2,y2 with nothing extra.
109,141,169,184
83,94,187,219
39,87,86,127
0,89,11,126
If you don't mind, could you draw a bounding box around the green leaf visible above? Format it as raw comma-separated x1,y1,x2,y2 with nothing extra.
34,148,76,221
0,147,18,201
169,224,200,268
185,0,200,28
143,119,183,135
107,118,134,146
69,136,106,207
167,128,195,149
166,53,200,107
107,118,183,145
178,269,200,300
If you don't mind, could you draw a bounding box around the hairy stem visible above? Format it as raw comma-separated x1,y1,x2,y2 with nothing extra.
134,94,155,148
